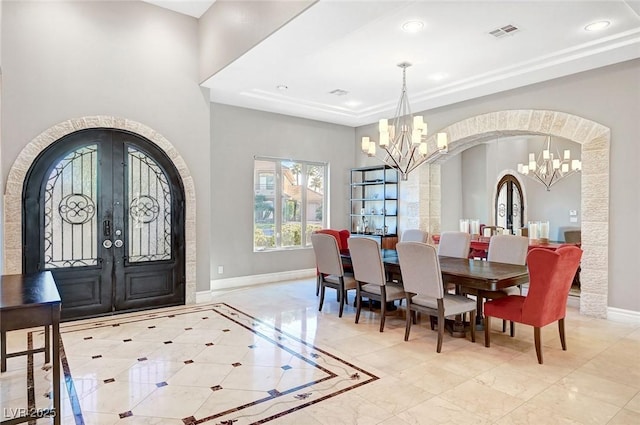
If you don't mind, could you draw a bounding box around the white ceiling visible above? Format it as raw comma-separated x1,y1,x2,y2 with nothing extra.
156,0,640,128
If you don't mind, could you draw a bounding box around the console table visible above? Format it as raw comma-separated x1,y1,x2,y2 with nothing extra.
1,272,61,425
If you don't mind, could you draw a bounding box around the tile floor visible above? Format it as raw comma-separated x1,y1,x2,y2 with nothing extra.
1,277,640,424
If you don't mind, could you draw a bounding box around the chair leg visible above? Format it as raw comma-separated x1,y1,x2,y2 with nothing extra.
338,284,345,318
436,310,445,353
559,318,567,351
355,293,361,324
502,319,507,333
404,307,412,341
429,315,435,330
315,275,320,296
510,321,515,337
534,326,543,364
318,285,325,312
379,298,386,332
469,310,476,343
484,316,491,347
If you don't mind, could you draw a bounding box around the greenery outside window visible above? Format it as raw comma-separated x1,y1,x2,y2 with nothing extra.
254,157,328,251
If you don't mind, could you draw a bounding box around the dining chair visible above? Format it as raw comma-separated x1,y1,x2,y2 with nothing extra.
348,237,406,332
400,229,429,243
396,242,476,353
478,234,529,335
311,233,357,318
437,231,471,294
483,246,582,364
437,231,471,258
314,229,351,295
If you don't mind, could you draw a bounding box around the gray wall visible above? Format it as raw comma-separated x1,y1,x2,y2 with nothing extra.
1,1,212,290
442,135,582,241
356,59,640,312
199,1,315,82
210,103,354,281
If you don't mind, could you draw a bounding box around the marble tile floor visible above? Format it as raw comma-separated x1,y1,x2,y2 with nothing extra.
1,277,639,425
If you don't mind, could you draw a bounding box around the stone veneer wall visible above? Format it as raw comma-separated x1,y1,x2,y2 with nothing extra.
407,110,609,318
3,116,198,304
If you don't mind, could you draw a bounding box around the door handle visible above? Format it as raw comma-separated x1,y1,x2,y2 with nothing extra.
103,220,111,237
103,239,113,249
114,239,123,248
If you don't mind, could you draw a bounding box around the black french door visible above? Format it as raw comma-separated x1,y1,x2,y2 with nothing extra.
23,129,185,319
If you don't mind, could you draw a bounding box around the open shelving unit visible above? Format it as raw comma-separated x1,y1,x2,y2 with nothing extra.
349,165,399,249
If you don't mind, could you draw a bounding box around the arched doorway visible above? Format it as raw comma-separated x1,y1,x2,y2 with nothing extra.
411,109,609,317
495,174,525,232
3,116,197,311
23,129,185,318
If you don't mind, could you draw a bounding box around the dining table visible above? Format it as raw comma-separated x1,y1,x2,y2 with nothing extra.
341,248,530,336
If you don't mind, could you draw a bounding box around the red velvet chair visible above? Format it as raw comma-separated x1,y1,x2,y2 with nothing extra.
314,229,351,295
483,246,582,364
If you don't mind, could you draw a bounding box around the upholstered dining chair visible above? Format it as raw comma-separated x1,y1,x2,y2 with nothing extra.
401,229,429,243
396,242,476,353
437,231,471,294
483,245,583,364
314,229,351,295
437,231,471,258
311,233,357,318
348,237,406,332
480,234,529,335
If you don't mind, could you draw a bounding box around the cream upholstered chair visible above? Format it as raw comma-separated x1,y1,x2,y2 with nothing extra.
348,237,406,332
311,233,357,318
397,242,476,352
437,231,471,258
481,234,529,334
401,229,429,243
437,231,471,294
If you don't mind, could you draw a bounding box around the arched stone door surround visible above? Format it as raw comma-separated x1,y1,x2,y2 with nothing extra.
414,110,609,317
3,116,197,304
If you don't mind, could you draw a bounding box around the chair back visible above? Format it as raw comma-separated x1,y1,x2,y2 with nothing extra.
437,231,471,258
396,242,444,299
522,246,582,327
311,233,344,277
564,230,581,244
348,237,386,286
401,229,429,243
315,229,344,249
487,235,528,265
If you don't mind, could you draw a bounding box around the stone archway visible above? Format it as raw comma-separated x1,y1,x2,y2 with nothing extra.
3,116,198,304
412,110,609,317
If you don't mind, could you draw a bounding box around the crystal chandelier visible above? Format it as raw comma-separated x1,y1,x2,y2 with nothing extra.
517,135,582,191
361,62,448,181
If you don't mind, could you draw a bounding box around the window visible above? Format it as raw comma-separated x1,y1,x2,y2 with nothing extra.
254,157,328,251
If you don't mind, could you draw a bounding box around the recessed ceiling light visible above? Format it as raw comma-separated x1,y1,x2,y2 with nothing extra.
401,20,424,33
430,73,448,81
276,85,288,91
584,21,610,32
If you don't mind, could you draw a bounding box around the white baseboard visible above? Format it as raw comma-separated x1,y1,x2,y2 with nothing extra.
607,307,640,324
196,290,213,304
195,268,316,303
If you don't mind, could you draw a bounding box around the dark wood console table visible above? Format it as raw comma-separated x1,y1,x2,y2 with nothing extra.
1,271,61,425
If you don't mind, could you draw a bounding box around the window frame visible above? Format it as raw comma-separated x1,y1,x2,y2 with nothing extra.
253,156,328,252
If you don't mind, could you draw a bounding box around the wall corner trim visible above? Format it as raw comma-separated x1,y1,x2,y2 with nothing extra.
210,268,316,292
607,307,640,324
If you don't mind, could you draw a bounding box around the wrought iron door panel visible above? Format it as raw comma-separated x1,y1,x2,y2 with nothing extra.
23,129,185,319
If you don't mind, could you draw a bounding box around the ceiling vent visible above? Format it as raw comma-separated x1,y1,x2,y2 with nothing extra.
489,24,519,38
329,89,349,96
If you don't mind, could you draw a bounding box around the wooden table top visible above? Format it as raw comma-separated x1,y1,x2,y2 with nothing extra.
0,271,61,310
343,249,529,292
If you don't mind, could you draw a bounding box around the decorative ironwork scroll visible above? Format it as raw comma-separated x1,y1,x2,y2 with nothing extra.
44,145,98,268
128,147,172,262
